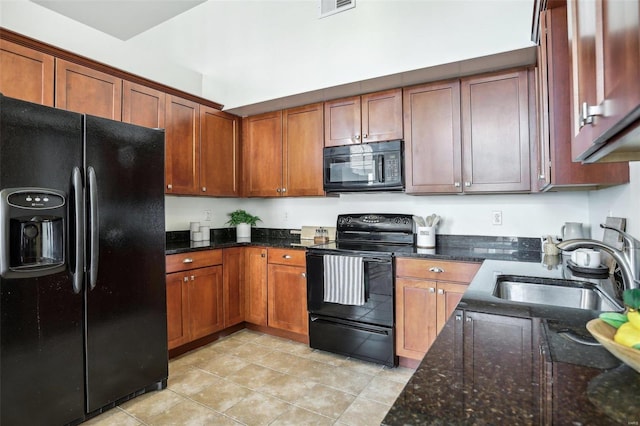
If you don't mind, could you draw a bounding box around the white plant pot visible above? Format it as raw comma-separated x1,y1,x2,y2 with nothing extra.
236,223,251,242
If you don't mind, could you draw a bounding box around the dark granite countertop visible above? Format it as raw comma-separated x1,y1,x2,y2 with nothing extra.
383,259,638,425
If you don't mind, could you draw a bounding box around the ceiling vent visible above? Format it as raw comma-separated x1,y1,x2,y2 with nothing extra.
319,0,355,19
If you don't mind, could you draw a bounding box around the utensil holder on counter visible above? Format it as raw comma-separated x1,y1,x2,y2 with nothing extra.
416,226,436,248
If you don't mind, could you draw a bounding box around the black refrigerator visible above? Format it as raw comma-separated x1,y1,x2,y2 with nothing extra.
0,94,168,425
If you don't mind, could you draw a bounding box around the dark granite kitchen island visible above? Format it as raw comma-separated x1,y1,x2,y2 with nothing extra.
383,260,639,425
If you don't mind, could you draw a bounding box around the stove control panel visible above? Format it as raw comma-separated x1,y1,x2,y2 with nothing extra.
336,214,413,233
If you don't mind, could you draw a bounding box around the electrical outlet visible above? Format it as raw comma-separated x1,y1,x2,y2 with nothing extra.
492,210,503,226
204,209,212,221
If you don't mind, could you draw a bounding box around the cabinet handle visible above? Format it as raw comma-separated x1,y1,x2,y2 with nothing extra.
282,254,292,259
428,266,444,273
454,182,461,188
167,184,172,190
429,287,435,293
301,272,306,278
183,258,194,264
354,134,361,140
580,101,604,128
201,187,207,192
437,289,444,295
464,181,471,187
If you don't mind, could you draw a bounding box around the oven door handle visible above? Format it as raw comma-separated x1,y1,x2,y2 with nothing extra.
362,257,391,263
310,316,391,336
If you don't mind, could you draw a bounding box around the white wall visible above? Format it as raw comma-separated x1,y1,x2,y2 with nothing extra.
166,191,591,239
587,162,640,240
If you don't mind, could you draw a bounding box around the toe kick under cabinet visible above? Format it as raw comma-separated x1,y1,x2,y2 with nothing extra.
395,257,480,362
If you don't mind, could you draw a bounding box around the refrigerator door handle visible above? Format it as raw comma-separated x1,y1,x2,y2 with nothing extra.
71,167,84,294
87,166,99,290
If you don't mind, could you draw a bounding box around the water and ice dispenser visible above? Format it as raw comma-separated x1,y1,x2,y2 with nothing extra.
0,188,66,278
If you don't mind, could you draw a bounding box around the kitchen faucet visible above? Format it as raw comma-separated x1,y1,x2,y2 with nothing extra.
557,224,640,292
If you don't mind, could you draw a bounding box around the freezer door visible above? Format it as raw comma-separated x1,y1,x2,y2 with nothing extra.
0,95,85,425
84,115,167,412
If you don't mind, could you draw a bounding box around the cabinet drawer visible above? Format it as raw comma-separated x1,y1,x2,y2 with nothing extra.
396,258,480,283
267,248,306,267
166,249,222,273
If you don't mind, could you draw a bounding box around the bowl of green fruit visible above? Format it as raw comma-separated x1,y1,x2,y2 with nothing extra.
588,288,640,374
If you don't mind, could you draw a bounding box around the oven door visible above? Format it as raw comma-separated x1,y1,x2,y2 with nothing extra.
306,251,394,327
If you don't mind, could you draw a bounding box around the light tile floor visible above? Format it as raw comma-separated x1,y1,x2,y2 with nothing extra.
84,330,415,426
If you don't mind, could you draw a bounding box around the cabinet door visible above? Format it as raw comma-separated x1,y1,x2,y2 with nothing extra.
324,95,361,146
461,70,531,192
436,282,467,335
267,263,308,335
361,88,403,143
243,111,283,196
283,103,325,196
395,277,438,359
0,40,54,106
187,265,224,340
165,95,199,194
568,0,640,161
244,247,268,326
223,247,244,327
166,272,188,350
55,59,122,120
403,81,462,193
200,106,240,196
463,311,536,421
122,81,165,129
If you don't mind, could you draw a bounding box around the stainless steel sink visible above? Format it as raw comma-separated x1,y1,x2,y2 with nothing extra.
493,276,623,311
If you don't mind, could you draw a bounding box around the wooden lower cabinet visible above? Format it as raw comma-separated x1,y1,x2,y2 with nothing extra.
223,247,244,327
165,250,224,350
267,248,308,335
244,247,269,326
395,258,480,361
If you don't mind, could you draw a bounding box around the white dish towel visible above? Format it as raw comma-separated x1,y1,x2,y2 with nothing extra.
323,255,365,305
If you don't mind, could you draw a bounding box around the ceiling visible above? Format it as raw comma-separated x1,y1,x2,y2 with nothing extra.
31,0,206,40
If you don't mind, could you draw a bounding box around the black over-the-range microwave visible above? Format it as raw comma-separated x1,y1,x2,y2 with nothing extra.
323,140,404,193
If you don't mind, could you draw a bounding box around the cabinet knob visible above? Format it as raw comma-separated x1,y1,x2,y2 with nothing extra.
454,182,461,188
167,184,172,190
455,314,462,321
183,276,189,282
363,133,368,139
429,287,436,293
276,188,281,193
282,254,292,259
301,272,306,278
190,275,195,281
437,288,444,295
261,253,266,258
281,187,286,193
464,181,471,187
183,258,194,264
466,316,472,322
201,187,207,192
428,266,444,273
354,134,361,140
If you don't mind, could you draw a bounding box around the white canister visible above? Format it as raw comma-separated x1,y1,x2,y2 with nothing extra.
191,231,203,242
199,225,210,241
190,222,200,240
416,226,436,248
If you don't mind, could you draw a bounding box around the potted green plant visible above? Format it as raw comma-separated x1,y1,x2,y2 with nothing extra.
226,209,261,242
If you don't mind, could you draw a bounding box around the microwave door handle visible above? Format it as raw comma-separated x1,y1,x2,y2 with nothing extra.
378,155,384,182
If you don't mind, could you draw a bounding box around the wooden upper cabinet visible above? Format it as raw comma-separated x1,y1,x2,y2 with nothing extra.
567,0,640,162
122,81,165,128
55,59,122,120
461,70,531,193
243,111,284,197
165,95,200,194
283,102,325,196
535,6,628,190
403,81,462,193
200,106,240,196
324,88,403,146
0,40,54,106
